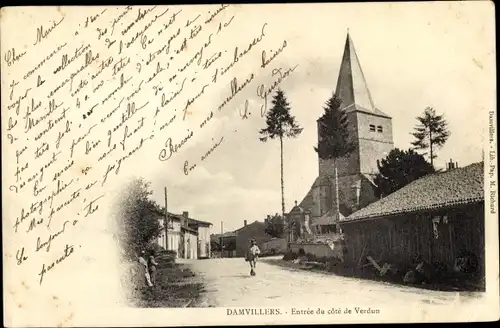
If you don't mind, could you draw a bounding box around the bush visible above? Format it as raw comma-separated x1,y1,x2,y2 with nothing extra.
114,178,163,260
157,250,177,264
146,242,165,256
326,258,342,272
305,253,316,261
165,250,177,258
283,251,298,261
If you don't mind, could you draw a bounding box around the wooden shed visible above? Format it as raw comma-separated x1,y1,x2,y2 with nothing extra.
340,162,485,275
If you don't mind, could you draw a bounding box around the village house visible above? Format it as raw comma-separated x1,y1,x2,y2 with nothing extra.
210,231,238,258
290,32,394,237
156,211,213,260
340,162,485,280
211,220,273,258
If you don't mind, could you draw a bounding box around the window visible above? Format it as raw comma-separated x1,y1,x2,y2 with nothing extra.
377,125,383,133
369,124,376,132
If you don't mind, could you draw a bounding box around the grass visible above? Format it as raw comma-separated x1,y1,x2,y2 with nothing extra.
134,259,205,308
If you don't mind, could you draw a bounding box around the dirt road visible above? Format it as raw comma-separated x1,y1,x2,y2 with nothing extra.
181,256,482,308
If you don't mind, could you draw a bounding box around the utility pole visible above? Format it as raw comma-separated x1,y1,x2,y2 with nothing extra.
220,221,224,258
164,186,169,251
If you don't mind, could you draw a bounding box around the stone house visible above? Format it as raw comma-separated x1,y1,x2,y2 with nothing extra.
211,220,273,258
156,210,212,259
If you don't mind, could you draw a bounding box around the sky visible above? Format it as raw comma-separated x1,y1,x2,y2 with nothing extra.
145,2,495,232
1,4,495,320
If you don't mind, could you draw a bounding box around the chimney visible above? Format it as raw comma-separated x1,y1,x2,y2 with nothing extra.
244,220,247,227
180,212,189,228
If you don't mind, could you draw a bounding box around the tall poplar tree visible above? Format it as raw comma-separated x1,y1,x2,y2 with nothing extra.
259,89,302,243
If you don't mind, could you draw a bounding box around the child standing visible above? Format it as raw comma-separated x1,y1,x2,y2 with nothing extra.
138,250,153,287
148,254,159,286
246,239,261,276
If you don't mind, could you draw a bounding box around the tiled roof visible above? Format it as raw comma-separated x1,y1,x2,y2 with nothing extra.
187,217,213,226
181,226,198,234
344,162,484,222
158,211,211,225
211,232,238,239
234,220,264,233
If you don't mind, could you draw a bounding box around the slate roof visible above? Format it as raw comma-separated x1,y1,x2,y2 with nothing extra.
344,162,484,222
298,180,316,211
362,173,377,187
311,209,345,226
343,103,391,119
334,33,391,119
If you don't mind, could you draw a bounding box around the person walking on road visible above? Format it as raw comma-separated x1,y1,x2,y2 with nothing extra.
246,239,261,276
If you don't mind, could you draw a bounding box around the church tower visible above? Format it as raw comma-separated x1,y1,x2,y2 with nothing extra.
314,32,394,218
293,32,395,234
318,32,394,178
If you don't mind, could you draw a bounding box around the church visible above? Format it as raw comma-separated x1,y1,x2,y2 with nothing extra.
288,33,394,237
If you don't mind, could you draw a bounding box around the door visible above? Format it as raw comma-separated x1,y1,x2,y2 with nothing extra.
179,234,185,259
430,215,453,267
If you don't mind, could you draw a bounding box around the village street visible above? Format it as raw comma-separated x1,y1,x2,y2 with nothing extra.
181,256,483,308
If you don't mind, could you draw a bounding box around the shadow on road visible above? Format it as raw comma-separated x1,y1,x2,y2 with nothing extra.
224,274,253,279
261,257,485,294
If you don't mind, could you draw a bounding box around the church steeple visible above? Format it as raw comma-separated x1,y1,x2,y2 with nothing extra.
335,32,376,113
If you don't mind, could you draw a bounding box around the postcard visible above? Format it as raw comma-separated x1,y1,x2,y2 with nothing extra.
1,3,498,327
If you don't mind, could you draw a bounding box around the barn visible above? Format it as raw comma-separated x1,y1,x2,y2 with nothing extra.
340,162,485,282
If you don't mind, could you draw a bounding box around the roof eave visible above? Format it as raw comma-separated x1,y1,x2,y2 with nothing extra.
342,199,484,224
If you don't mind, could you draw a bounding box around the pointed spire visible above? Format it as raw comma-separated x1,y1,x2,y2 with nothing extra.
335,32,376,112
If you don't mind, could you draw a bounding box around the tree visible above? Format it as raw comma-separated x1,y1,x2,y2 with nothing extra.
411,107,451,167
374,148,435,198
115,178,163,260
314,93,354,228
259,89,303,242
264,213,285,238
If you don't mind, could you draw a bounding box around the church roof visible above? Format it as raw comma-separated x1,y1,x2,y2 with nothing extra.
299,179,316,210
311,209,345,226
335,33,390,118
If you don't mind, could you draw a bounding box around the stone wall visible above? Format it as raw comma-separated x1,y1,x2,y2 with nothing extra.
358,139,393,174
290,239,344,261
356,111,393,174
261,238,288,254
356,111,393,143
198,226,211,259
